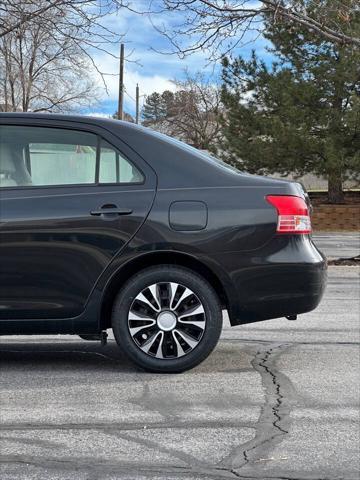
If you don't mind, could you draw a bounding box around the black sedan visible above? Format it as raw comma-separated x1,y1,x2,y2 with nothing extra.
0,113,327,372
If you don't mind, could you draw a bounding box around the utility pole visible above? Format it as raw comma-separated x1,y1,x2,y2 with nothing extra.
135,83,139,124
117,43,124,120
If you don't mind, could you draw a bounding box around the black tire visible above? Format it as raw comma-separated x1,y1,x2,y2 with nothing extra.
111,265,223,373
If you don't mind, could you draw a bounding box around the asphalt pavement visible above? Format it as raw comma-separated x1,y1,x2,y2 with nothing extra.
312,232,359,259
0,265,359,480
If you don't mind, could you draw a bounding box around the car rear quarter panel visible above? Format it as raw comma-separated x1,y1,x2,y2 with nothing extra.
89,123,327,327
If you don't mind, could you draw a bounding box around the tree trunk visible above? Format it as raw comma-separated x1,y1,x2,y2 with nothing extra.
328,173,344,204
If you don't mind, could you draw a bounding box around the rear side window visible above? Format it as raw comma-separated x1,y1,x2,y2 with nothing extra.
99,140,144,184
0,125,143,188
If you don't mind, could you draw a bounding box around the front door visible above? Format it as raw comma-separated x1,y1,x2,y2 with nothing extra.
0,122,156,322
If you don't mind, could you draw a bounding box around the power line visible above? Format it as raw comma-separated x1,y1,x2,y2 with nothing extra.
124,87,136,102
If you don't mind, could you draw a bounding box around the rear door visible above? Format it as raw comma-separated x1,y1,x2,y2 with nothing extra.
0,120,156,321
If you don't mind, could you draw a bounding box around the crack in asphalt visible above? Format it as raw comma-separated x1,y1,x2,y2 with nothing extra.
0,343,294,480
1,340,357,480
220,343,296,473
257,348,289,436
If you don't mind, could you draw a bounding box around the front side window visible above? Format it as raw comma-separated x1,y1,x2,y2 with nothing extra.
0,125,143,188
29,133,97,186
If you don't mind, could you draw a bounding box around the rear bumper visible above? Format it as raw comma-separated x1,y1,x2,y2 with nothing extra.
206,235,327,326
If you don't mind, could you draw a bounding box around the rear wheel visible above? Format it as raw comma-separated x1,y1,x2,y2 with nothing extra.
111,266,222,373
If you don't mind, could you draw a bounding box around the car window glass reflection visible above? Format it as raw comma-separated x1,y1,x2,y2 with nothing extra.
99,140,143,184
0,126,143,188
29,142,96,186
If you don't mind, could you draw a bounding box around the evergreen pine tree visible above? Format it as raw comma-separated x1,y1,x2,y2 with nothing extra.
220,0,359,203
142,91,174,125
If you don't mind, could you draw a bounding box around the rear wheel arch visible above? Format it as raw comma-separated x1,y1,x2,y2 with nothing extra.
99,251,228,330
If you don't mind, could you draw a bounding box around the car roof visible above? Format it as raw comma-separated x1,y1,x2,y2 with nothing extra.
0,112,143,131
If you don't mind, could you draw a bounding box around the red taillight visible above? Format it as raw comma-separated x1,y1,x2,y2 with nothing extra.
266,195,311,234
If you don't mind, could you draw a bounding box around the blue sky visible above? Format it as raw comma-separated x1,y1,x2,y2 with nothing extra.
85,2,272,118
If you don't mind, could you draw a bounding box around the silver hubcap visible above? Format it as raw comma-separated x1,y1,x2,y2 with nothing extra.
157,311,177,331
128,282,206,359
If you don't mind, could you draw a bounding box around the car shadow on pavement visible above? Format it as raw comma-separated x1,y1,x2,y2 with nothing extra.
0,339,254,376
0,341,137,371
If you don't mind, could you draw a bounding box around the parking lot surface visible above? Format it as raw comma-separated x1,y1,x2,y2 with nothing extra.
0,266,359,480
313,232,359,259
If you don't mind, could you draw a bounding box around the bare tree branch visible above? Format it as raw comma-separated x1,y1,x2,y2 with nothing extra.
150,0,359,59
0,4,100,113
0,0,129,40
142,71,222,150
0,1,145,106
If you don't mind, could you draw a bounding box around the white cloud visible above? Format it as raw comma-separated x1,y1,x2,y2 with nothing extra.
86,1,220,114
83,1,270,116
91,53,177,112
